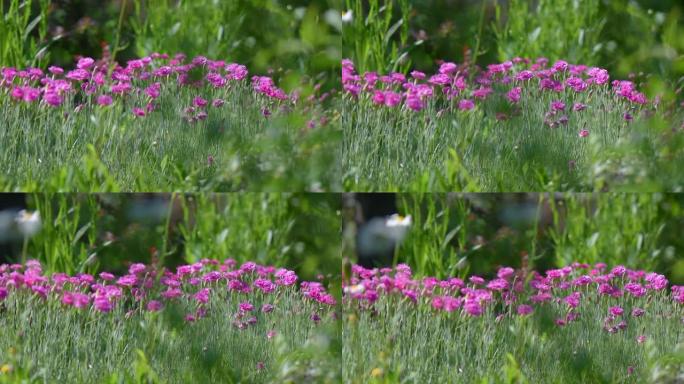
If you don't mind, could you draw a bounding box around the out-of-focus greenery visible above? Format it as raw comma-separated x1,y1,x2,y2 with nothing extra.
344,0,684,86
2,193,341,283
1,0,341,89
382,193,684,284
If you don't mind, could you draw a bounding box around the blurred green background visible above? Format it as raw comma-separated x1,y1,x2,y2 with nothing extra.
345,193,684,284
344,0,683,101
1,0,341,90
0,193,341,285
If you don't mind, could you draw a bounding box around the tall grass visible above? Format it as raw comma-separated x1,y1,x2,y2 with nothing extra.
342,58,684,192
343,264,684,383
0,58,340,192
342,0,411,74
0,260,340,383
0,0,51,68
387,193,682,282
493,0,605,65
14,193,341,282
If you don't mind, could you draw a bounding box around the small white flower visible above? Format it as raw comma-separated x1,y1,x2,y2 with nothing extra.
15,210,41,237
386,214,412,228
343,284,365,295
357,213,412,256
342,10,353,23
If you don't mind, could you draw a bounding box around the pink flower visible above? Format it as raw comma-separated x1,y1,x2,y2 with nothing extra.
464,301,483,316
66,69,90,81
193,96,208,108
609,306,624,316
129,263,146,275
514,70,534,81
564,292,581,308
0,287,7,300
579,129,589,138
410,70,426,80
431,296,444,310
48,66,64,75
552,60,568,72
261,304,275,313
551,100,566,111
132,107,146,117
93,296,113,312
439,62,457,75
77,57,95,69
586,67,609,85
239,301,254,312
636,335,647,344
497,267,515,280
212,99,225,107
458,99,475,111
254,278,276,294
573,102,587,112
162,288,182,299
506,86,522,103
517,304,533,316
472,87,493,100
267,330,277,339
469,276,485,285
384,91,402,107
97,95,113,106
487,278,508,291
146,300,163,312
194,288,210,304
43,92,63,107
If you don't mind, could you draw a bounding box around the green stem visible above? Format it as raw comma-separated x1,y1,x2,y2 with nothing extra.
111,0,128,73
472,0,488,69
21,235,28,266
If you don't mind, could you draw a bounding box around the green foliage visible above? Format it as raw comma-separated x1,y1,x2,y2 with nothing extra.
493,0,605,65
343,81,684,192
343,0,412,74
0,0,52,68
27,193,100,275
12,193,340,281
130,0,340,88
387,194,683,283
395,194,470,278
0,286,338,383
0,82,341,192
548,193,666,271
343,291,682,383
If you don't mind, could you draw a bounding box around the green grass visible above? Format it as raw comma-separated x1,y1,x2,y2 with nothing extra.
343,287,683,383
0,80,341,192
342,78,684,192
392,193,684,283
0,277,339,383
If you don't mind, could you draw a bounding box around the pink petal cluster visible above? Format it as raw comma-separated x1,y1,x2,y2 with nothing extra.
0,259,336,326
344,262,682,330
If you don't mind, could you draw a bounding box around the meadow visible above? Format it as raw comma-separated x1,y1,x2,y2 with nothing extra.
0,259,340,383
341,193,684,383
0,193,342,383
342,57,684,191
343,263,683,383
0,54,340,192
342,0,684,192
0,0,342,192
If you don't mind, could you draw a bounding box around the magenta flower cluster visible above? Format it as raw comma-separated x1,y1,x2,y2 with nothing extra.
0,54,295,122
0,259,335,328
342,57,652,137
345,262,683,330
